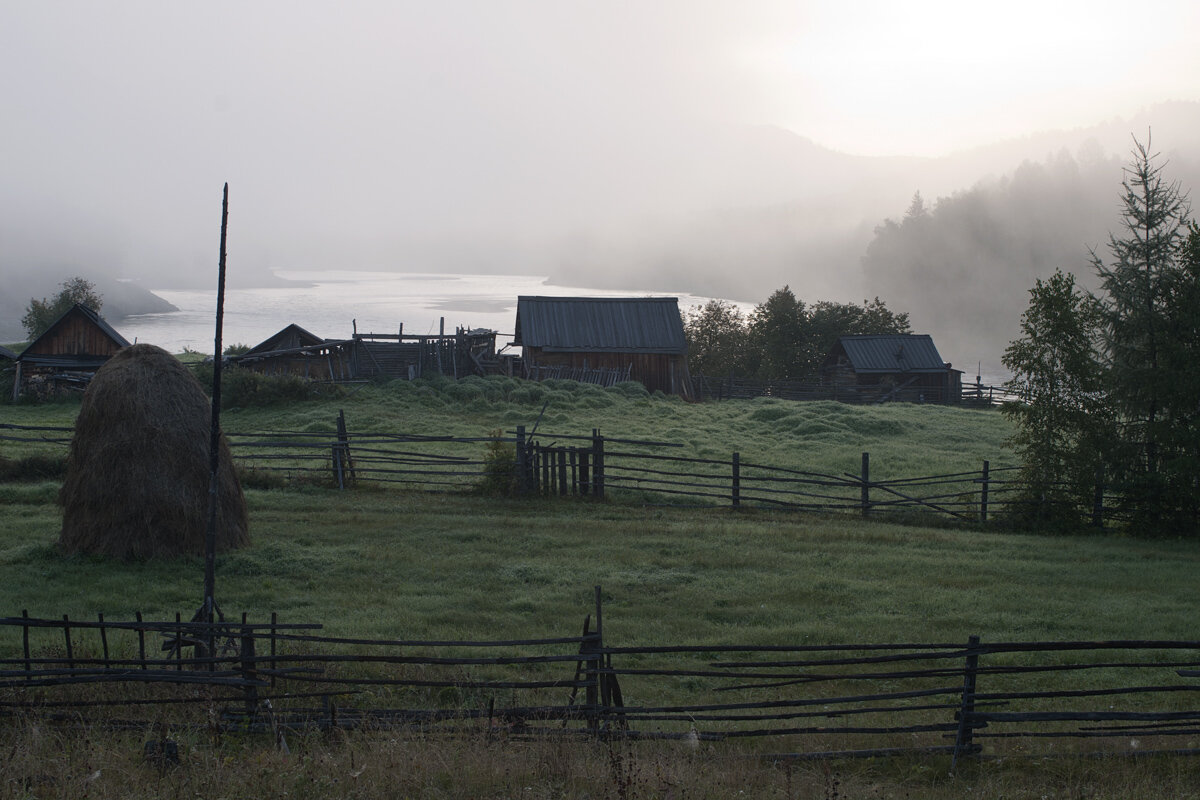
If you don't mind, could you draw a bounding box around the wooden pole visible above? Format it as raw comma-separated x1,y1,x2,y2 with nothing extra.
22,609,30,678
732,451,741,509
951,634,981,768
861,452,870,518
593,430,605,499
515,426,527,494
1092,466,1105,528
980,460,989,524
203,182,230,627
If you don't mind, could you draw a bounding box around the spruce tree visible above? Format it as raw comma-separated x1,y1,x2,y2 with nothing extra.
1092,137,1195,531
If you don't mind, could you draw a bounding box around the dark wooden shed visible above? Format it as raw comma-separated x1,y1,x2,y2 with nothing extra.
514,296,693,398
233,323,347,380
821,334,962,404
14,303,130,400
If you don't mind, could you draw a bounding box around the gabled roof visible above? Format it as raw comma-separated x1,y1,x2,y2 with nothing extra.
514,296,687,354
243,323,325,357
0,344,16,361
20,303,130,359
832,334,948,373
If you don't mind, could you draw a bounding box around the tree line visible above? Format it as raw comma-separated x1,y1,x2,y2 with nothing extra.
1003,138,1200,535
684,290,910,381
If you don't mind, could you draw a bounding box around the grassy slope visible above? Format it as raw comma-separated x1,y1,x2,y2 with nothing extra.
1,374,1016,479
3,380,1189,648
6,382,1200,797
2,482,1195,648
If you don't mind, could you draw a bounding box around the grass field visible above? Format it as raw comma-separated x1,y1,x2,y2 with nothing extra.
5,380,1200,797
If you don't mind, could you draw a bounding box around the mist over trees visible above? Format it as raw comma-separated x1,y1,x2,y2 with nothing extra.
861,149,1128,371
1003,141,1200,534
684,289,909,380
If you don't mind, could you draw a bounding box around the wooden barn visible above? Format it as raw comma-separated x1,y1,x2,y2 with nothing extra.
233,323,341,380
232,323,501,382
821,334,962,404
13,303,130,400
514,296,693,398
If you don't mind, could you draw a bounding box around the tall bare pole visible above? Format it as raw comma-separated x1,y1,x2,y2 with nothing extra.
203,183,229,624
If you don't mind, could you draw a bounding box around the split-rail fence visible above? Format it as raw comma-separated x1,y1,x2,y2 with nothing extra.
1,417,1117,528
4,590,1200,763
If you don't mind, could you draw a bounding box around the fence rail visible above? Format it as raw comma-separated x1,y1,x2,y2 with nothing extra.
691,375,1020,407
4,592,1199,762
0,419,1122,527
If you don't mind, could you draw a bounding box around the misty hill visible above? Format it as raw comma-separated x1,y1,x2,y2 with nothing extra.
546,102,1200,375
0,274,177,344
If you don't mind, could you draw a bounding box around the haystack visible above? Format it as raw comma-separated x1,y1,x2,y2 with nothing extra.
59,344,249,558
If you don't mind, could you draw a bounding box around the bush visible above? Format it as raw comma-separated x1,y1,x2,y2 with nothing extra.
191,363,336,408
477,430,519,496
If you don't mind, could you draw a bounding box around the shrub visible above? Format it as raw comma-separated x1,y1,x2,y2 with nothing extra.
477,430,519,496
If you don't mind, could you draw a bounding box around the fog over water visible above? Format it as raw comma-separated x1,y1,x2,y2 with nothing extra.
4,2,1200,374
118,271,744,358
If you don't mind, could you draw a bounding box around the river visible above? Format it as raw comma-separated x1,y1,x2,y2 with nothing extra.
119,270,734,355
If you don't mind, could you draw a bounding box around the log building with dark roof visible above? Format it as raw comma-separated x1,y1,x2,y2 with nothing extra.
514,296,693,398
821,334,962,404
13,304,130,400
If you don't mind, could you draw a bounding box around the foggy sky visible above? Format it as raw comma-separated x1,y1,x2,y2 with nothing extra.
3,1,1200,297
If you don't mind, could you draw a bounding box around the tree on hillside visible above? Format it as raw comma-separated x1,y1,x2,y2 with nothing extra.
686,289,911,381
22,277,103,340
683,299,752,378
1004,139,1200,533
1002,270,1108,525
748,286,807,379
1092,138,1196,531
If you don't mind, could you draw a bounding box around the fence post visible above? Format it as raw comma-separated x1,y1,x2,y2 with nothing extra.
584,586,605,734
861,452,870,518
62,615,74,671
593,430,605,499
1092,465,1105,528
979,460,989,524
558,449,568,496
332,409,354,490
136,611,147,670
952,634,982,769
22,609,30,679
732,452,741,509
515,426,529,494
240,623,259,717
98,612,109,666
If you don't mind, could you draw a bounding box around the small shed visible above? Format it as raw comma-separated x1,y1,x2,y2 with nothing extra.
233,323,345,380
821,334,962,404
514,296,692,398
14,304,130,400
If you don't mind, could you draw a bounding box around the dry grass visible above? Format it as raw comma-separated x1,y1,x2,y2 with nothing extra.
4,719,1200,799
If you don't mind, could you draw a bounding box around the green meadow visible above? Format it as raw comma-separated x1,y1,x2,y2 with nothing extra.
5,378,1200,797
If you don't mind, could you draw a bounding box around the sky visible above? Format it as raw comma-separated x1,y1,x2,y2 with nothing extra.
3,0,1200,289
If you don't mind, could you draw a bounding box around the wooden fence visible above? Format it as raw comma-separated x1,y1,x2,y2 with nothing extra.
691,375,1019,407
5,591,1200,762
0,419,1118,528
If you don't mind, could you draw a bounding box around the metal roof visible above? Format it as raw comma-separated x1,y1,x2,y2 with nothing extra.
0,344,16,361
835,334,948,373
514,296,687,354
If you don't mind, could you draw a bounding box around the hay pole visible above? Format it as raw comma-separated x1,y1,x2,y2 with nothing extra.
202,182,230,634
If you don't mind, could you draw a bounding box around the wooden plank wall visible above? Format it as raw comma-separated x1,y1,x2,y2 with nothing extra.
25,315,123,357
